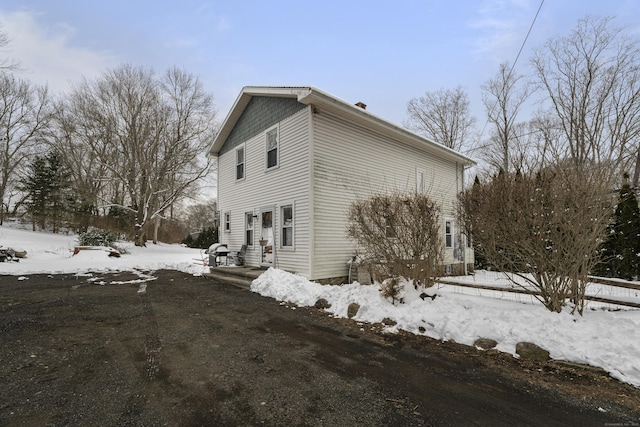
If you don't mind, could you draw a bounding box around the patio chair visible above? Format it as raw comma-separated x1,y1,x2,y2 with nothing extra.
235,244,247,266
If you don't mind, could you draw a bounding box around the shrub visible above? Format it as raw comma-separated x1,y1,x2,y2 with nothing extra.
347,191,443,288
459,168,612,314
78,228,119,248
183,226,218,249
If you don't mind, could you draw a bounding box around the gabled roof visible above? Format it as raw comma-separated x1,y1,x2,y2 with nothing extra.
208,86,475,166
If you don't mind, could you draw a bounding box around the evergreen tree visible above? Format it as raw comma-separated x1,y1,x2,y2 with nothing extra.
45,151,72,233
19,151,72,232
470,175,488,270
598,176,640,279
19,155,48,230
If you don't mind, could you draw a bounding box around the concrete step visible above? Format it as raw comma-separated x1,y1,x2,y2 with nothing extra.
204,266,270,290
204,271,252,289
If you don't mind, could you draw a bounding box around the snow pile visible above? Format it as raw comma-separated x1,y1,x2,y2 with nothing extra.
251,267,640,388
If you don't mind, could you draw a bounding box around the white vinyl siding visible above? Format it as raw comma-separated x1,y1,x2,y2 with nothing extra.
217,108,311,275
217,97,472,280
312,109,463,280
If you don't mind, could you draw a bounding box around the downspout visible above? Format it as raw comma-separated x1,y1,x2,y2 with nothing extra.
461,163,468,276
307,105,316,280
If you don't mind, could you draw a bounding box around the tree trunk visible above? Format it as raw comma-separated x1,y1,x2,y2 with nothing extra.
632,147,640,192
152,216,160,245
133,221,147,247
134,224,146,247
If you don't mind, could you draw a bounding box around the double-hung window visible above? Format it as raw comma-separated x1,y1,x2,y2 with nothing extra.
382,215,396,238
266,127,279,170
281,205,293,247
236,146,245,180
245,212,254,246
224,212,231,232
445,220,453,248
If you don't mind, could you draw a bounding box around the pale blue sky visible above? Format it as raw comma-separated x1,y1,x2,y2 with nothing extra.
1,1,639,137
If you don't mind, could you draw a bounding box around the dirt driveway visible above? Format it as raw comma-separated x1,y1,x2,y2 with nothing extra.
1,270,639,426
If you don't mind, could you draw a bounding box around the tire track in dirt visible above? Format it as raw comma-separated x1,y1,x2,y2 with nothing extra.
117,280,162,423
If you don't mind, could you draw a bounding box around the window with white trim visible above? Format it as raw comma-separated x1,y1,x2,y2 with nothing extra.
266,127,279,169
382,215,396,238
236,146,245,180
245,212,254,246
445,220,453,248
224,212,231,232
416,167,425,193
281,205,293,247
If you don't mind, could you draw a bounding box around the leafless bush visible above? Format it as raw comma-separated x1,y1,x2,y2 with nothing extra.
459,169,612,314
347,191,443,288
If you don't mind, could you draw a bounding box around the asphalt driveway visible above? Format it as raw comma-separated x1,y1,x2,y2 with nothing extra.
1,270,639,426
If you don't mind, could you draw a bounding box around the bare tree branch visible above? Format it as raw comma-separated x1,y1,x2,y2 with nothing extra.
531,16,640,183
404,86,476,152
0,73,52,225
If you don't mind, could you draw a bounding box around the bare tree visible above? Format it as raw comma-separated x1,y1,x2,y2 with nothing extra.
347,191,444,288
49,95,116,231
404,86,476,151
0,73,52,225
56,64,217,246
459,168,612,314
481,62,532,173
180,198,218,235
531,16,640,183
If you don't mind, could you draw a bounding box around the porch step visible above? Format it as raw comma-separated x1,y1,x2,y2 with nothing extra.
204,266,268,290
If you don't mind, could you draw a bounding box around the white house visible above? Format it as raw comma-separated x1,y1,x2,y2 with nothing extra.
208,86,475,283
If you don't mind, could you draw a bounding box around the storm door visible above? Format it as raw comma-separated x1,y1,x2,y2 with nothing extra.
260,208,274,265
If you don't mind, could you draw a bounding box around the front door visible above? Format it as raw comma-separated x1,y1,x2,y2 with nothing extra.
260,209,274,265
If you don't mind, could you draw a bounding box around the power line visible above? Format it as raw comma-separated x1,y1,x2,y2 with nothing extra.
474,0,545,152
508,0,545,80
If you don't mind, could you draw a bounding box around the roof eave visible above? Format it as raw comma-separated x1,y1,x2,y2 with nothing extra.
299,88,476,167
208,86,313,157
208,86,476,167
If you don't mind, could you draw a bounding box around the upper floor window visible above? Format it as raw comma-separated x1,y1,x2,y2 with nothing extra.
266,127,279,170
236,146,245,180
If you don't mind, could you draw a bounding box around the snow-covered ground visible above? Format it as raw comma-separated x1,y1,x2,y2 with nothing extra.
251,269,640,389
0,225,210,276
2,225,639,388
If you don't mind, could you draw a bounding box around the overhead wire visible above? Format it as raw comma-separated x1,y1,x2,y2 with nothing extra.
466,0,545,157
